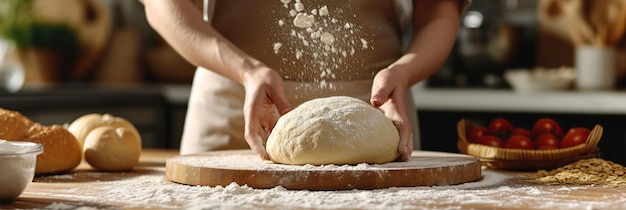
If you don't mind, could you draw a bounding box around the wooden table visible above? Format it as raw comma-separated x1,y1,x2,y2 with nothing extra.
3,149,626,209
2,149,180,209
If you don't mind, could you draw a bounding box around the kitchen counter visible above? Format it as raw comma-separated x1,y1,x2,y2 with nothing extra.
165,84,626,114
411,86,626,114
3,149,626,209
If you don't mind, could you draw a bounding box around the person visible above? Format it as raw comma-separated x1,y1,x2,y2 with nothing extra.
143,0,467,161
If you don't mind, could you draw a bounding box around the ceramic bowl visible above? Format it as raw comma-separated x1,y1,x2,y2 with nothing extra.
504,67,576,93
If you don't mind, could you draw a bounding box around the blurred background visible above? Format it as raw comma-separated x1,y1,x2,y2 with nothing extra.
2,0,626,164
11,0,626,89
0,0,195,87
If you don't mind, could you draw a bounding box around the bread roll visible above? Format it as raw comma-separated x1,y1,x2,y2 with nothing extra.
0,108,82,174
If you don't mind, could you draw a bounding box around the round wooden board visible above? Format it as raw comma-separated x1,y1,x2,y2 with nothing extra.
165,150,482,190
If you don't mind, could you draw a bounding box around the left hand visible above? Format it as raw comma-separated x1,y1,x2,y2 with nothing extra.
370,67,413,162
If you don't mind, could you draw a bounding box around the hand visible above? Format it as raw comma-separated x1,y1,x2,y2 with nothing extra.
370,68,413,162
241,67,291,160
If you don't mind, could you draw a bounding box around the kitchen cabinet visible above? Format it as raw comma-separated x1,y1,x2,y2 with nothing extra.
0,85,169,148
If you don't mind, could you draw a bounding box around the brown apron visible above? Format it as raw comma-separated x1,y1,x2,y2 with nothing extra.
180,0,420,154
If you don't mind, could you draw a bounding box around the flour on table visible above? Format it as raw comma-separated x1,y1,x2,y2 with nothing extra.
169,151,476,172
171,154,379,171
36,169,626,210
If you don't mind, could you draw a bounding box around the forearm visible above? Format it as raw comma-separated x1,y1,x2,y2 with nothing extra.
389,0,461,86
143,0,265,84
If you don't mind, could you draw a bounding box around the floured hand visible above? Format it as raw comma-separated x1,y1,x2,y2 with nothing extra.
370,68,413,161
242,67,291,160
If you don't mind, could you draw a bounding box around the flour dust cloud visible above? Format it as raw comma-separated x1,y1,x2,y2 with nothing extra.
272,0,372,91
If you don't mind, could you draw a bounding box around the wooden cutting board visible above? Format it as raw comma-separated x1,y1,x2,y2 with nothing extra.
165,150,481,190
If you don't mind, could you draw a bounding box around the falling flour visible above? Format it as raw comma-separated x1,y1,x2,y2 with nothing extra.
273,0,371,89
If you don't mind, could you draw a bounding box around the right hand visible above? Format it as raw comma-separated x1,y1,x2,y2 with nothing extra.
241,67,291,160
370,67,413,162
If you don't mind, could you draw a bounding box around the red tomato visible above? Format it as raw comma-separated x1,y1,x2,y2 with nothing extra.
505,135,534,150
468,126,488,143
511,128,530,137
534,133,560,149
488,118,513,137
531,118,563,137
560,130,589,148
478,135,504,148
566,127,591,136
537,145,558,150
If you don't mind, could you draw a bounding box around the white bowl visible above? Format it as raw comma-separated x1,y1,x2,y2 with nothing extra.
0,140,43,204
504,67,576,93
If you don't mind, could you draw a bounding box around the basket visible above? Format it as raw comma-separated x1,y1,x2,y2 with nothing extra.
457,119,603,171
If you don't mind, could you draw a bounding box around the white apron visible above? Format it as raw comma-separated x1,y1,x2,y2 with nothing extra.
180,0,421,154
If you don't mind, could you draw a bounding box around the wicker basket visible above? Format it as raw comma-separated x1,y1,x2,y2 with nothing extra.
457,119,603,171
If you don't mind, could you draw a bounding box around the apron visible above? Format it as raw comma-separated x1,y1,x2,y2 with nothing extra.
180,0,421,155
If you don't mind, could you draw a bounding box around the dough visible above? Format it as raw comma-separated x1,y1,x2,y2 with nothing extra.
83,126,142,171
266,96,399,165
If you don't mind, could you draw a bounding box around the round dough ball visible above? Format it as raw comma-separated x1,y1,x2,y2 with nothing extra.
83,126,142,171
266,96,399,165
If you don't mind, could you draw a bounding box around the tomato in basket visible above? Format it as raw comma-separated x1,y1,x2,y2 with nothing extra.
566,127,591,136
560,129,589,148
505,135,534,149
534,133,560,149
531,118,563,138
488,118,513,138
464,117,596,151
459,118,602,170
468,126,488,143
478,135,504,148
511,128,530,137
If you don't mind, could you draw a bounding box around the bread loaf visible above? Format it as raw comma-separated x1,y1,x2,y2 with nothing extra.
0,109,31,140
0,108,82,174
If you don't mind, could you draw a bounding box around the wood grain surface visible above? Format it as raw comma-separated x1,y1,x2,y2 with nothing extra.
165,150,482,190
